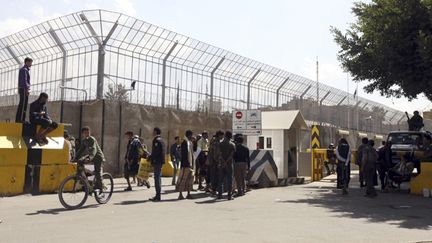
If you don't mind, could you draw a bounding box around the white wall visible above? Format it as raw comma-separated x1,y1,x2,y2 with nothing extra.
248,129,287,179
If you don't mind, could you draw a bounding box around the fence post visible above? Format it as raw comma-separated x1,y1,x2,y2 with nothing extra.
161,41,178,108
247,69,261,110
210,57,225,113
276,77,290,107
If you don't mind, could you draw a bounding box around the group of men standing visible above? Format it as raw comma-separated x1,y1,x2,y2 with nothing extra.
124,128,252,201
328,137,393,197
122,128,251,202
171,130,251,201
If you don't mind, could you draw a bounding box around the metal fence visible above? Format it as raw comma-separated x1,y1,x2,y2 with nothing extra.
0,9,406,134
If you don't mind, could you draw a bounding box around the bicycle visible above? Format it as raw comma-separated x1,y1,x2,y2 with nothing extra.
58,157,114,210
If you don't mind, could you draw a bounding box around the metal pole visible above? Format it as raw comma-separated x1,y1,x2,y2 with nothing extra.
49,28,67,122
210,57,225,113
247,69,261,110
5,46,21,65
299,85,312,111
276,77,290,107
316,57,319,125
355,101,361,130
59,86,88,102
161,41,178,108
337,96,347,106
319,91,331,126
397,115,405,131
81,13,118,100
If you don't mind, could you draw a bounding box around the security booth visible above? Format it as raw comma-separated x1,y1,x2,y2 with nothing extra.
246,110,308,179
374,134,385,145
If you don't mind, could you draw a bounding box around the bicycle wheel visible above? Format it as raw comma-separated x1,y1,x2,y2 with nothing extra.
95,173,114,204
58,175,89,210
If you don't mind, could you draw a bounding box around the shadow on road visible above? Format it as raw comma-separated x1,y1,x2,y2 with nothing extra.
26,204,99,216
114,200,148,205
279,183,432,230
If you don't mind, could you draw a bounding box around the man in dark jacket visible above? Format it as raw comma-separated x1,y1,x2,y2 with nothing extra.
149,127,165,201
177,130,194,200
29,92,58,144
124,131,142,191
336,138,351,195
362,140,378,197
377,141,391,191
233,135,250,196
16,57,33,123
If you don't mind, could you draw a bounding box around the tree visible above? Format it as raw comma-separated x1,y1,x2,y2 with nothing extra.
331,0,432,101
105,83,129,102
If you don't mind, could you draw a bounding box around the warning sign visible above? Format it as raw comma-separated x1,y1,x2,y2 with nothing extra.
311,125,320,149
233,110,262,136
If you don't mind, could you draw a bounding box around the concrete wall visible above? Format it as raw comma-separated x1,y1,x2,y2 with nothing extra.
0,100,232,176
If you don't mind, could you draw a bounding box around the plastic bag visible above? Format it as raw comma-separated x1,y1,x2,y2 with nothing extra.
137,158,153,180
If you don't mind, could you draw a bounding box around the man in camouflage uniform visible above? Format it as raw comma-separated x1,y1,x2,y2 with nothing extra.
218,131,236,200
207,131,224,195
75,126,105,190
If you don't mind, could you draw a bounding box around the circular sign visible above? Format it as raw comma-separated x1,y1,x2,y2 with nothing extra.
235,111,243,119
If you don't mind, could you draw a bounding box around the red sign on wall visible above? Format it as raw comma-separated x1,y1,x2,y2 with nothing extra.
235,111,243,119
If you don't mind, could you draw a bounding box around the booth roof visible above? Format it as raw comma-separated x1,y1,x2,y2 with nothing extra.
261,110,308,130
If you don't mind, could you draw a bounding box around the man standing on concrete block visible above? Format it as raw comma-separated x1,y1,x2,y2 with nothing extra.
149,127,165,202
15,57,32,123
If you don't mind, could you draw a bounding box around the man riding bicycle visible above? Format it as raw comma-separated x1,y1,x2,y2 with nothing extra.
75,126,105,190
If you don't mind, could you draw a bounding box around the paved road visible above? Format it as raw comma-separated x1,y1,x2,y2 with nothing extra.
1,174,432,243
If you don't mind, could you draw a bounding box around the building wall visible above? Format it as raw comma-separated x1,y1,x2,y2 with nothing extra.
0,100,232,176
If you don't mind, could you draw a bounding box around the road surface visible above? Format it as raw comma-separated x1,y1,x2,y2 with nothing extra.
1,174,431,243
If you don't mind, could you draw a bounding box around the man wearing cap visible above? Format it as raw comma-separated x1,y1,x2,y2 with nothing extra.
124,131,142,191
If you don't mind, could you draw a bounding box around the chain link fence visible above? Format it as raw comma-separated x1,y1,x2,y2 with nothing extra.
0,9,406,134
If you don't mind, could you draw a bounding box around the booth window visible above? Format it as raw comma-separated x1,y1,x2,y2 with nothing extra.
266,137,272,149
258,136,264,149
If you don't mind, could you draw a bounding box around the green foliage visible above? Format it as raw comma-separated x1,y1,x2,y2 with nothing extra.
331,0,432,100
104,83,129,102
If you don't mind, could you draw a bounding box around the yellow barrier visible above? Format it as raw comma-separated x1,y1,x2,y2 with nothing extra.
410,163,432,195
38,164,77,193
0,122,75,196
0,165,26,196
311,148,358,182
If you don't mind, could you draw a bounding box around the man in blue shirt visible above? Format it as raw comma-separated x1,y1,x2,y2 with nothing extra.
15,57,33,123
29,92,58,144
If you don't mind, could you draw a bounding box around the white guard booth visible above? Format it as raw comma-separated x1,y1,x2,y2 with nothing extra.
247,110,308,179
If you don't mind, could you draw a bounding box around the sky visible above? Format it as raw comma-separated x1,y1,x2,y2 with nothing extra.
0,0,430,113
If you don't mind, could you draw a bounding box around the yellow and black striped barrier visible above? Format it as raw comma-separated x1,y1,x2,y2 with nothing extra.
0,122,76,196
311,148,358,182
311,125,320,149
